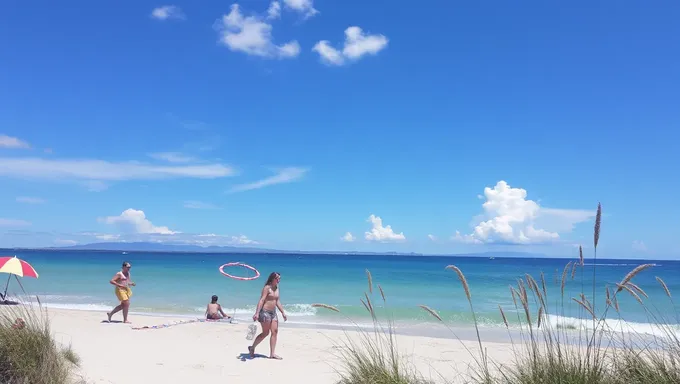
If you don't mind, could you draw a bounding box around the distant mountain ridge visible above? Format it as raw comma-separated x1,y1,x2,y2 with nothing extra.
4,241,549,258
49,242,425,255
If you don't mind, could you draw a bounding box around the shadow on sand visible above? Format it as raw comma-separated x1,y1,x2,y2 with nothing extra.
238,352,269,361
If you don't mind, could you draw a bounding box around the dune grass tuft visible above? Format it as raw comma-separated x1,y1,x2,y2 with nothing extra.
331,202,680,384
315,273,433,384
0,299,80,384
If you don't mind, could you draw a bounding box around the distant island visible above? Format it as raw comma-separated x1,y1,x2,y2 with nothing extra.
0,241,549,258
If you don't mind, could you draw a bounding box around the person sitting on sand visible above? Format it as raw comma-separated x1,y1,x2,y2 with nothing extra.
205,295,231,320
107,261,135,324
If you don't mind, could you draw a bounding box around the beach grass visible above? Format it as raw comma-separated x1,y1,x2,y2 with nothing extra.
313,271,433,384
318,202,680,383
0,299,80,384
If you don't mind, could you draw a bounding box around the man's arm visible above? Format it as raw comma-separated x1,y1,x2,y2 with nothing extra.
110,273,125,288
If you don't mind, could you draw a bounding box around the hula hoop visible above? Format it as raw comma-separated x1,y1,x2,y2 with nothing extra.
219,262,260,281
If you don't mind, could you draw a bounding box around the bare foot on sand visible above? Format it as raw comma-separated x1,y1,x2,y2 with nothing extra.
107,312,112,322
270,355,283,360
248,346,255,358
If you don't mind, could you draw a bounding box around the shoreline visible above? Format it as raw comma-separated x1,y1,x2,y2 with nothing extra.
28,307,515,383
33,304,515,344
10,297,677,344
28,301,680,342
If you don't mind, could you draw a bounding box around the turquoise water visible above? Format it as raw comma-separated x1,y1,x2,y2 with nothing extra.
4,250,680,335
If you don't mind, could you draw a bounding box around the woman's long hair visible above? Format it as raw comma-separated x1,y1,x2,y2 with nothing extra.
264,272,280,289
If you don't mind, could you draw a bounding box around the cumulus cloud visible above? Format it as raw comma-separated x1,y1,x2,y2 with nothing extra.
342,232,355,242
282,0,318,18
365,215,405,242
151,5,184,20
0,135,30,149
313,27,388,66
16,196,45,204
632,240,647,252
229,167,307,192
267,1,281,20
148,152,197,163
183,201,220,210
453,181,595,245
215,4,300,59
0,157,235,185
99,209,177,235
0,218,31,227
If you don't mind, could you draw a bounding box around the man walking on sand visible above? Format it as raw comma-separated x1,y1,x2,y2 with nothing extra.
107,261,135,323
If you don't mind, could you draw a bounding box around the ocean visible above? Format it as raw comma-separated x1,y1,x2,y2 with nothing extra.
4,250,679,337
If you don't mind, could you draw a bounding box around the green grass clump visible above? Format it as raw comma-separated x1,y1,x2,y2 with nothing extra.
0,300,80,384
423,202,680,384
61,345,81,367
313,273,433,384
322,202,680,384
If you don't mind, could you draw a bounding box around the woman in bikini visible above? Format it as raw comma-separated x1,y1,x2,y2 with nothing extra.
107,261,136,323
249,272,287,360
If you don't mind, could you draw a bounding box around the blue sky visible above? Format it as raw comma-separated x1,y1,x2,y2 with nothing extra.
1,1,679,258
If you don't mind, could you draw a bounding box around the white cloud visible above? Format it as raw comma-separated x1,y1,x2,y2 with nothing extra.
365,215,406,242
312,41,344,65
151,5,184,20
215,4,300,59
282,0,318,18
228,235,258,245
0,135,30,149
632,240,647,252
96,234,120,241
428,234,437,241
453,181,594,245
0,157,235,182
0,218,31,227
183,200,220,210
149,152,196,163
99,209,177,235
184,233,259,245
453,230,483,244
342,232,355,242
230,167,307,192
267,1,281,20
313,26,388,66
54,239,77,246
16,196,45,204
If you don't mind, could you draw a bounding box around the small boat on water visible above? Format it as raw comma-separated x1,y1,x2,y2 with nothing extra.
122,252,128,255
489,256,495,260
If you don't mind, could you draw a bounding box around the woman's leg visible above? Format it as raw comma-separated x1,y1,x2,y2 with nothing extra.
122,300,130,323
269,319,281,359
249,321,271,357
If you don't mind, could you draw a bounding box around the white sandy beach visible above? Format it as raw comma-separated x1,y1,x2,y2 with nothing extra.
37,308,515,384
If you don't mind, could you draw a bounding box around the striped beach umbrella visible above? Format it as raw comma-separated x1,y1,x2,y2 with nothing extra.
0,256,39,300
